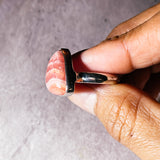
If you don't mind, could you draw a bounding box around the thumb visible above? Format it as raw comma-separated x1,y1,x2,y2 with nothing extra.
69,84,160,160
69,11,160,160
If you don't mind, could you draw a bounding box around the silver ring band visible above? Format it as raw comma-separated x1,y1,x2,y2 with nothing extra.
76,72,118,84
61,48,119,95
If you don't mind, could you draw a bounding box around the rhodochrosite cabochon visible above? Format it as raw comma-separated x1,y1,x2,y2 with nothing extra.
46,51,66,95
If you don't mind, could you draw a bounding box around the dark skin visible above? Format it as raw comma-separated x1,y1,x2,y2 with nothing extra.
69,4,160,160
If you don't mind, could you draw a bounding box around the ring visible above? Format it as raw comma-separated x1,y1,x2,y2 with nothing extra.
46,48,119,96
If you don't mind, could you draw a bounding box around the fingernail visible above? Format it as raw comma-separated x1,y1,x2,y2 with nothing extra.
69,91,97,115
74,48,88,55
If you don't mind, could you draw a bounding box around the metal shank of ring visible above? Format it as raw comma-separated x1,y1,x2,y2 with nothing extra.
76,72,119,84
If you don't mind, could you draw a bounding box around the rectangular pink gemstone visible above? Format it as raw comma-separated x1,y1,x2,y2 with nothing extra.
46,51,66,95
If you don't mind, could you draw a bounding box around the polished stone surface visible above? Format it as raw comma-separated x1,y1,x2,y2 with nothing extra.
0,0,159,160
46,51,66,96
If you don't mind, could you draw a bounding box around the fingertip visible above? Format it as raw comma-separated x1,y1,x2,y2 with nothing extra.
72,39,133,74
72,49,91,72
68,84,97,115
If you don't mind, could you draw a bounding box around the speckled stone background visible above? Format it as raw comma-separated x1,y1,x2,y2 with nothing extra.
0,0,160,160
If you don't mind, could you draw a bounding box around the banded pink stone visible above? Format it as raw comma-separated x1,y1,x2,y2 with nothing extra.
46,51,66,95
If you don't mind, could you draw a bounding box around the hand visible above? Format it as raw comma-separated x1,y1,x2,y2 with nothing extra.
69,4,160,160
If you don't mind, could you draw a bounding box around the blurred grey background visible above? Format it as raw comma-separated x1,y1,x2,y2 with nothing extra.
0,0,159,160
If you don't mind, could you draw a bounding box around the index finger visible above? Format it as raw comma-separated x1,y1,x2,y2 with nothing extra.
108,3,160,38
72,12,160,74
